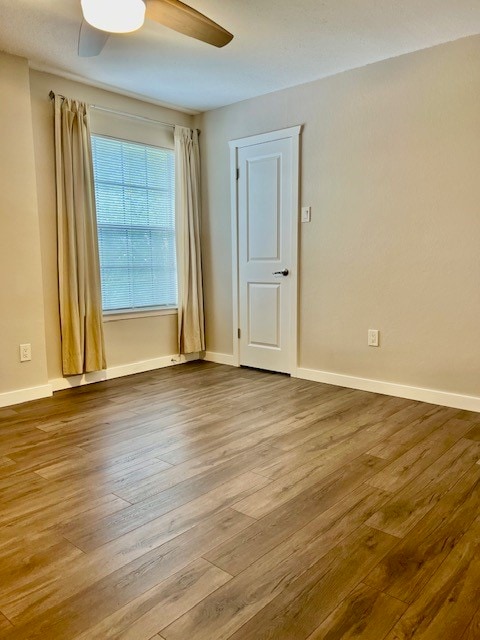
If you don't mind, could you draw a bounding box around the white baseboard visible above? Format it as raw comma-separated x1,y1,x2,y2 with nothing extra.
5,359,477,414
203,351,237,366
295,367,480,413
0,384,53,408
50,353,199,392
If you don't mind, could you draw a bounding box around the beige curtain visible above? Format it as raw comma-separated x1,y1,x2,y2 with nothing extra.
53,95,106,375
174,126,205,354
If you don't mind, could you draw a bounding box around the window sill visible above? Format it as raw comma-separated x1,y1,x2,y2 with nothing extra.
103,307,178,322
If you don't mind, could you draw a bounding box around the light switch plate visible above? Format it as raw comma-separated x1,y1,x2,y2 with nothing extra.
301,206,311,223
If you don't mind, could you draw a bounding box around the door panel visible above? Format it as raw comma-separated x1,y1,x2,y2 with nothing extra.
248,283,280,348
247,155,280,261
238,135,297,373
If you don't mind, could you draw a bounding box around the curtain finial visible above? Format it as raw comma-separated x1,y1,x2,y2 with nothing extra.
49,91,66,101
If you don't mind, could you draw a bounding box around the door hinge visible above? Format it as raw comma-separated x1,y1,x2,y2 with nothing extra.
236,168,240,180
238,328,241,339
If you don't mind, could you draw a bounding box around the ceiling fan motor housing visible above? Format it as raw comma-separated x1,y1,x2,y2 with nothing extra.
81,0,146,33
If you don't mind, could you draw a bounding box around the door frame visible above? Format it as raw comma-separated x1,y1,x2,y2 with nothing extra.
229,125,302,374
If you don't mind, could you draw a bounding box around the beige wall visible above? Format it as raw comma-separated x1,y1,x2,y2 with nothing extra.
198,35,480,397
0,53,49,396
29,70,193,382
2,37,479,403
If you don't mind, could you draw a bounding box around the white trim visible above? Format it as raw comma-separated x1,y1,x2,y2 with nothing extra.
103,307,177,322
230,143,240,367
229,126,302,149
295,367,480,413
203,351,237,366
0,384,53,408
4,362,476,414
50,353,199,392
229,125,302,374
288,129,300,378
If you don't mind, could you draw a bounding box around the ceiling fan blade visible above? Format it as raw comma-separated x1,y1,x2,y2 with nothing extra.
145,0,233,48
78,19,110,57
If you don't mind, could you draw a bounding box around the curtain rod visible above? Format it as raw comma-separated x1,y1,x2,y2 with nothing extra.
49,91,177,130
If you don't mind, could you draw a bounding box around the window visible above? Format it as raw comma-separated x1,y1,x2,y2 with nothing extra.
91,135,177,314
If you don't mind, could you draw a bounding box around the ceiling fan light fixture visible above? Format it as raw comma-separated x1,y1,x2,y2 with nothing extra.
81,0,146,33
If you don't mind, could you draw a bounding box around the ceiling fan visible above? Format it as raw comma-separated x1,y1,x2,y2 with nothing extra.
79,0,233,57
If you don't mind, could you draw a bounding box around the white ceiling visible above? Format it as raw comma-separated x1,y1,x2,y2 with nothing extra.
1,0,480,112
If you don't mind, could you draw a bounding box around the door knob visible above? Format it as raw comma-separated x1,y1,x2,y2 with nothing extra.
273,268,289,277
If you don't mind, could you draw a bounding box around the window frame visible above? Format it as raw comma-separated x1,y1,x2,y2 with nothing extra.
90,132,178,318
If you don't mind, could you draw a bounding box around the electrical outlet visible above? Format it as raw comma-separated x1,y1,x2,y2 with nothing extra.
19,343,31,362
368,330,379,347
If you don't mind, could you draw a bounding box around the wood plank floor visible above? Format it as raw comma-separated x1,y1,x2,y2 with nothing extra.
0,361,479,639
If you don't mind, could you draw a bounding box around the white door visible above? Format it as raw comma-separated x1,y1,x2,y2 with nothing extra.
236,128,300,374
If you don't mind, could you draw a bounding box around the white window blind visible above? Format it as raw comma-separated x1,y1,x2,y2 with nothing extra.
91,135,177,313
